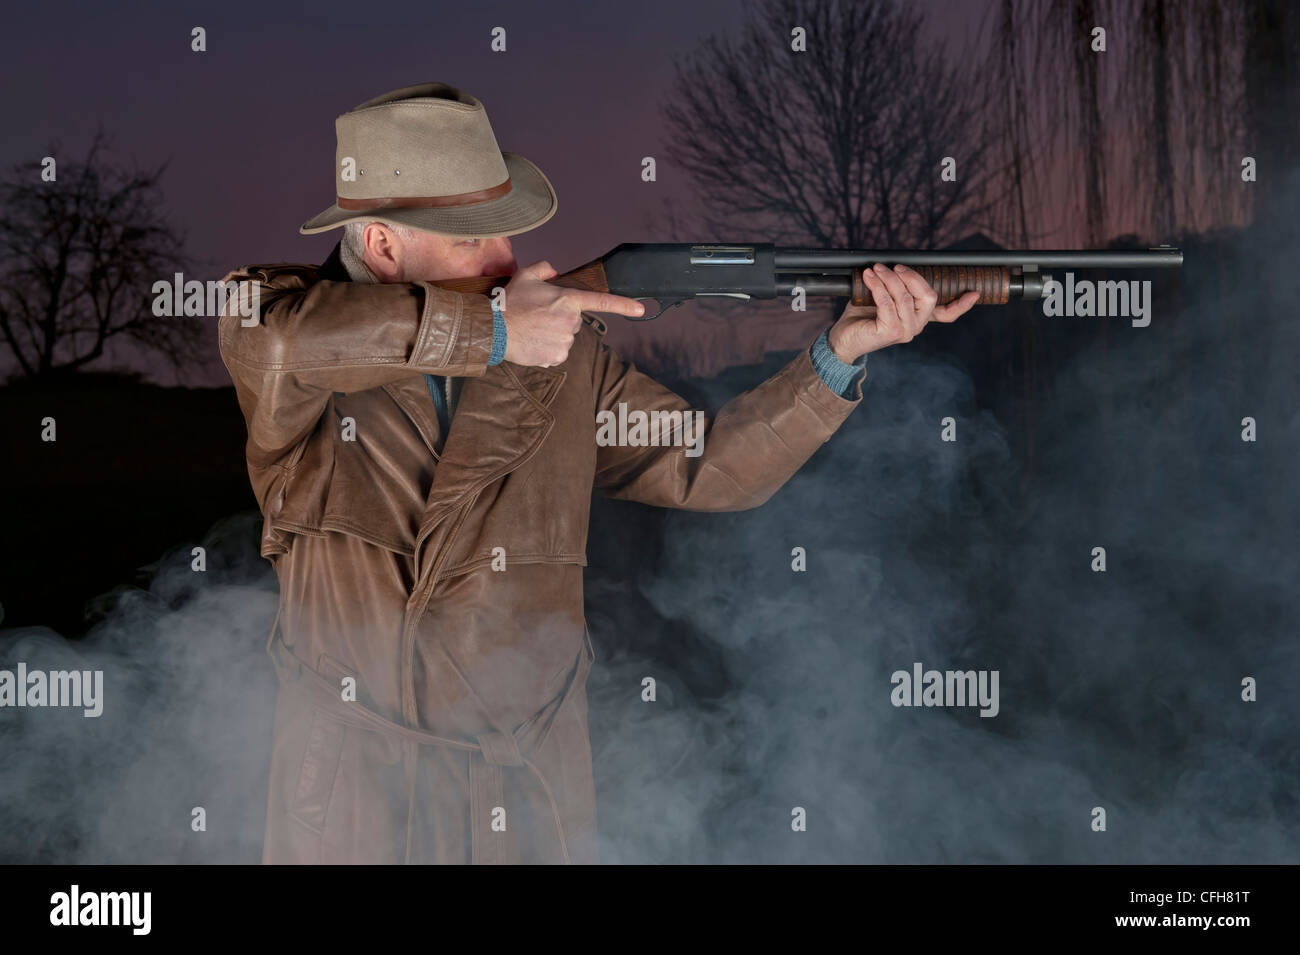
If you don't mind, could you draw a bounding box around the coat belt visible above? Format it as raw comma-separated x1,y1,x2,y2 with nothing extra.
266,614,592,864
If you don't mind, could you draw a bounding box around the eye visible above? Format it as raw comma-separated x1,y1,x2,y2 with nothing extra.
461,238,480,246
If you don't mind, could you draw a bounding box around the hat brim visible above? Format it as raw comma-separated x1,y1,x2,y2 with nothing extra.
299,152,557,238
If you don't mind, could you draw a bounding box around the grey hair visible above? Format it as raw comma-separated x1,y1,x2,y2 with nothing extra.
341,219,418,260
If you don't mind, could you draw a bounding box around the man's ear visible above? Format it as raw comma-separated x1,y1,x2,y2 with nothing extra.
363,223,403,282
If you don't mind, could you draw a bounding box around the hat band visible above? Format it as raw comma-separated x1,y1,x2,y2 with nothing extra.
336,178,512,211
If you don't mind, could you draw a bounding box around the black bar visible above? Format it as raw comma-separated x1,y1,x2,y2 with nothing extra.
0,863,1284,942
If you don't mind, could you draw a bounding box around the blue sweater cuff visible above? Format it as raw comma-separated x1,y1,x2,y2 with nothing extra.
488,301,507,366
810,327,866,397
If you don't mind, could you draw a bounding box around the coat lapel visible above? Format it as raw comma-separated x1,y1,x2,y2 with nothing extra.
384,377,443,457
412,361,566,583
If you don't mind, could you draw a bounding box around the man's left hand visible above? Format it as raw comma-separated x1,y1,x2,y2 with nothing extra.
827,263,980,362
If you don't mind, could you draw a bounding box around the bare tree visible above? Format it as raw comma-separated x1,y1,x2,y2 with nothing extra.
0,133,199,381
1070,0,1109,245
990,0,1251,246
1244,0,1300,228
1122,0,1250,239
988,0,1041,248
662,0,1003,249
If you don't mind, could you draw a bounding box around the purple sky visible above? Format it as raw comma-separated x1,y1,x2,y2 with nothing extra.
0,0,997,384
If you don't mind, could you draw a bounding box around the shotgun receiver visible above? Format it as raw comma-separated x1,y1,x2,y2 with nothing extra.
433,243,1184,320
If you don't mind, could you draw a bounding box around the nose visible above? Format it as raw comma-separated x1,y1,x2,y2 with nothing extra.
481,237,517,277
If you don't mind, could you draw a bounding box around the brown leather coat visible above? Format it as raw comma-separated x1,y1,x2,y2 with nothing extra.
218,252,862,864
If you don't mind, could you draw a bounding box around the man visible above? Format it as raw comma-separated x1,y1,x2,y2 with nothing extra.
218,83,976,864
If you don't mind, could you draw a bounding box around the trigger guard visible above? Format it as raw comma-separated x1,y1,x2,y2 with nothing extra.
627,297,687,322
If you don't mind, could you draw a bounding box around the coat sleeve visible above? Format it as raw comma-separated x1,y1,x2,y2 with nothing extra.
591,331,863,511
217,266,495,467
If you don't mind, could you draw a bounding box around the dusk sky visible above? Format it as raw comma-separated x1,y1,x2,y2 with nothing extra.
2,0,991,384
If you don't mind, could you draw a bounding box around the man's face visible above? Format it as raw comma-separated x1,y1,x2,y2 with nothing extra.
363,224,518,284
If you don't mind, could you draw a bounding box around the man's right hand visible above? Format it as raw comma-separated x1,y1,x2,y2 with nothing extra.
500,261,646,367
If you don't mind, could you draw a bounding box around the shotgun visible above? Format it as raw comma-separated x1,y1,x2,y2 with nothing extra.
432,243,1184,320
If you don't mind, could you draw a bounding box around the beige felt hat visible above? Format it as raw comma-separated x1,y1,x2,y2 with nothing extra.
300,82,557,238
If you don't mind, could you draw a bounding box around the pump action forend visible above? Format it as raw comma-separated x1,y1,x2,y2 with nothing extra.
432,243,1185,320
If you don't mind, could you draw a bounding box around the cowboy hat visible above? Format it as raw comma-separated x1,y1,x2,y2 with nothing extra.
300,82,557,238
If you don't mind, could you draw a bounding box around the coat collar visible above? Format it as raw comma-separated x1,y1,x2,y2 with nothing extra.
411,362,565,582
380,363,565,465
418,363,566,518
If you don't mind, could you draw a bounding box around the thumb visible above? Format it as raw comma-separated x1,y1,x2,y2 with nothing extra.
517,260,558,281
